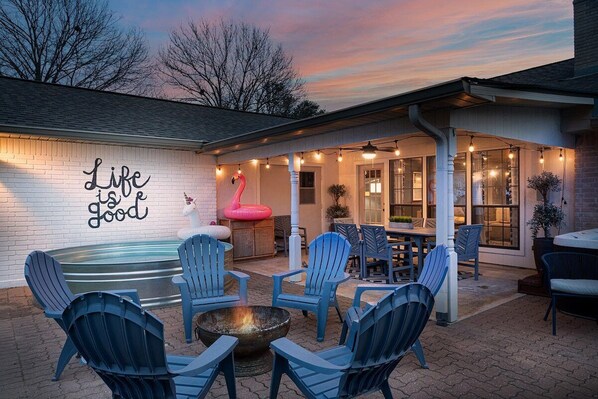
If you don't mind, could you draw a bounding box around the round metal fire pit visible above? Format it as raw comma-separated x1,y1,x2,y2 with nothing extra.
195,306,291,376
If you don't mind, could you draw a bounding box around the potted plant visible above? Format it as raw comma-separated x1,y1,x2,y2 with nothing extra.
389,216,413,229
527,171,565,278
326,184,350,227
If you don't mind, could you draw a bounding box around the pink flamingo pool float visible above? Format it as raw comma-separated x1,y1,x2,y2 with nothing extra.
224,172,272,221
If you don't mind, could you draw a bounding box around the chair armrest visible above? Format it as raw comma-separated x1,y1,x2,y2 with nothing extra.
45,309,63,319
104,289,141,305
272,268,306,280
324,273,350,287
172,275,187,286
353,284,402,307
270,338,349,374
226,270,250,280
273,269,306,300
227,270,249,303
170,335,238,376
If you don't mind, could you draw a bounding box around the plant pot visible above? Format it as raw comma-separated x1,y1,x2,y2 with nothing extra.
389,222,413,229
532,237,555,278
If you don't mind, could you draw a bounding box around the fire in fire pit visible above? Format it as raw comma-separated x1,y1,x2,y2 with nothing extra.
195,306,291,376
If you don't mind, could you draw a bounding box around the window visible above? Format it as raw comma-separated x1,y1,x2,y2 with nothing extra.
471,148,520,249
389,157,423,218
299,171,315,204
427,153,467,226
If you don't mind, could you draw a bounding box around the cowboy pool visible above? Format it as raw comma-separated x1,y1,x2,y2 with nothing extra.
47,240,233,308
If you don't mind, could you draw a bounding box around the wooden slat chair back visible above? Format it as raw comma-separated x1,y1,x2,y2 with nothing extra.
174,234,249,342
272,232,351,341
412,217,424,228
334,223,362,274
454,224,483,280
418,244,449,296
360,224,414,283
541,252,598,335
274,215,308,256
62,292,238,399
424,218,436,228
269,283,435,399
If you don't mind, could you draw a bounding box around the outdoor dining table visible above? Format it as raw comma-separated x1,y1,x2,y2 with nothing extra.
384,226,437,263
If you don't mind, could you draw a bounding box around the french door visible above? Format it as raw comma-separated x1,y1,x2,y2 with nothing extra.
359,164,384,224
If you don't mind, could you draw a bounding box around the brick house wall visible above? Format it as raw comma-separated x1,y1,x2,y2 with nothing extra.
0,137,216,288
574,132,598,230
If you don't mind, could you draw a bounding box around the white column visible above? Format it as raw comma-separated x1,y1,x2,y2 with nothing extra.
288,153,302,282
435,128,458,325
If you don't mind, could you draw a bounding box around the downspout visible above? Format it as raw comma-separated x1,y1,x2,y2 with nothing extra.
408,104,458,325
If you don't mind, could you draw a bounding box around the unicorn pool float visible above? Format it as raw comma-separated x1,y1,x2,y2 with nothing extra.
224,172,272,220
177,193,231,240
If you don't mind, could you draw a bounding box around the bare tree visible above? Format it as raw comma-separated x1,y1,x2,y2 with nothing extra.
159,19,324,117
0,0,153,94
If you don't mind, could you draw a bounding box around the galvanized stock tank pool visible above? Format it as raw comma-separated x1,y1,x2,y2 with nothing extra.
47,240,233,308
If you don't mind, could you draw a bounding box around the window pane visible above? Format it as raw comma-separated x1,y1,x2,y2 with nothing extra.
427,153,467,225
471,148,519,249
390,157,423,218
299,171,316,204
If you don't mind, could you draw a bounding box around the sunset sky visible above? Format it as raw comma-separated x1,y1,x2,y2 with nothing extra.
108,0,574,111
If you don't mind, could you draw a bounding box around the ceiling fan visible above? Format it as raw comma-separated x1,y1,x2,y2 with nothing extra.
341,140,401,159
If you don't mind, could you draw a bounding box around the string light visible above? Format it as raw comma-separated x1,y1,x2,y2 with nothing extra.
266,158,270,169
394,140,400,156
216,165,222,175
559,148,564,162
315,150,322,160
468,135,474,152
508,145,514,160
300,152,305,164
237,164,242,174
539,148,544,164
337,149,343,162
251,159,258,165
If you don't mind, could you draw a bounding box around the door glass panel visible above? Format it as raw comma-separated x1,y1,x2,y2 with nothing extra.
361,166,383,224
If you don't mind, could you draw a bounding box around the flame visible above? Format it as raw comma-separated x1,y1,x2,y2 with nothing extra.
235,307,255,333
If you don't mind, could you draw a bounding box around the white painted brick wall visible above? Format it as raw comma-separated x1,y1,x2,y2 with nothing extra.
0,137,216,288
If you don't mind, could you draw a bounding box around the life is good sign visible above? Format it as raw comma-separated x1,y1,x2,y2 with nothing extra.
83,158,150,229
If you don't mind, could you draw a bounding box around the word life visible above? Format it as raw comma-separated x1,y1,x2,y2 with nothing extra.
83,158,151,229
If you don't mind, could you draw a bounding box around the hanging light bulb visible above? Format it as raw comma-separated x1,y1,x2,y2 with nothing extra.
559,148,564,162
315,150,322,160
266,158,270,169
216,165,222,175
337,149,343,162
508,145,514,160
539,148,544,164
237,164,242,174
300,152,305,164
394,140,400,156
251,159,258,165
468,135,475,152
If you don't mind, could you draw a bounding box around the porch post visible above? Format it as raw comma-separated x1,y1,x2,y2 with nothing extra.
288,153,302,282
435,128,458,325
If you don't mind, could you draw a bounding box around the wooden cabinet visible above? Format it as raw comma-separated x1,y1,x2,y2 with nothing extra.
219,218,275,260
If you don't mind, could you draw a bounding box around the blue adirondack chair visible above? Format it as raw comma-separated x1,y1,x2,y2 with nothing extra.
339,245,449,369
272,232,351,342
334,223,362,272
173,234,249,343
24,250,140,381
269,283,435,399
454,224,483,280
61,291,238,399
360,224,414,283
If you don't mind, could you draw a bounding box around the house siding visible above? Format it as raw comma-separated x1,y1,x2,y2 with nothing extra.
0,137,216,288
574,132,598,230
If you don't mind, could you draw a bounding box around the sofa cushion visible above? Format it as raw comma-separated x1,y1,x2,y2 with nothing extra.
550,279,598,296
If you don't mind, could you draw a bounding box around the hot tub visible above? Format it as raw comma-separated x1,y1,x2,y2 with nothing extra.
47,240,233,309
554,228,598,255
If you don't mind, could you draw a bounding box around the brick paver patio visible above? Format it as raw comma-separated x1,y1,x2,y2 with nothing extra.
1,271,597,398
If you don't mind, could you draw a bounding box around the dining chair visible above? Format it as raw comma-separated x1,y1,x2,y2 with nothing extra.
360,224,414,284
